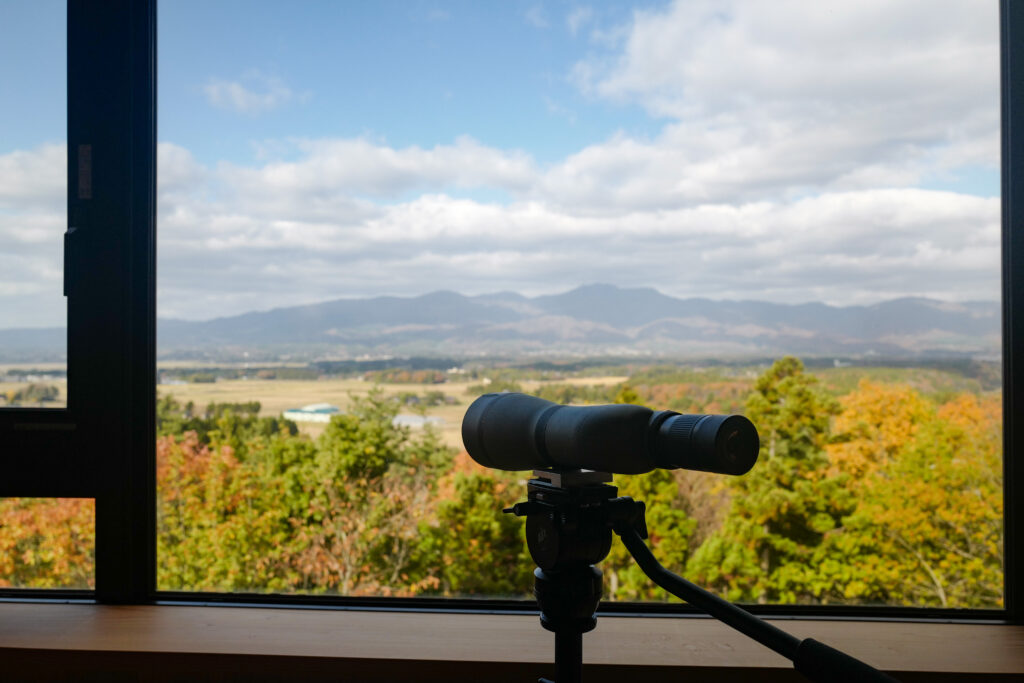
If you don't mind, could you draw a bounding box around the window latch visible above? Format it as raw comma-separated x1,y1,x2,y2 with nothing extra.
63,226,77,297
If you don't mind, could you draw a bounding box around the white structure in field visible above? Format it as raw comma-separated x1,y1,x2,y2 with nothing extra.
393,414,444,429
282,404,443,429
283,403,341,423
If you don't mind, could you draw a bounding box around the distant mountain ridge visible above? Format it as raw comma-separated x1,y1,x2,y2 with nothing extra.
0,284,1000,361
155,284,1002,358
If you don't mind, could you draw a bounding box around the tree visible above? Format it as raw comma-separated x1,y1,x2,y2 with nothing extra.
286,391,452,595
827,380,932,480
820,386,1003,607
157,394,296,449
613,384,641,406
156,432,292,592
605,469,697,600
0,498,94,589
687,356,848,603
5,383,59,405
414,466,531,596
602,387,697,600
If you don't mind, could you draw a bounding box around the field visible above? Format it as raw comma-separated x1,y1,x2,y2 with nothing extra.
158,375,629,449
0,380,67,408
5,358,997,445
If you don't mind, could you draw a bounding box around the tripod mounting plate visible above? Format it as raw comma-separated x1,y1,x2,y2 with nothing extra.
532,469,613,488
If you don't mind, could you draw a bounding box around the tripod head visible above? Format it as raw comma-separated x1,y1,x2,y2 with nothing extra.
504,469,647,656
505,470,645,571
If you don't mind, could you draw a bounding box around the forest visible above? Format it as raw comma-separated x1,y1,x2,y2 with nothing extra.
0,356,1003,608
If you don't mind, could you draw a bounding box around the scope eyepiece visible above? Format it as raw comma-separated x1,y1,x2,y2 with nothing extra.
462,392,759,476
652,412,758,475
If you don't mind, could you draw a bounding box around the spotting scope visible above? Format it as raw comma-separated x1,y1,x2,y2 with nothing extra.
462,392,759,475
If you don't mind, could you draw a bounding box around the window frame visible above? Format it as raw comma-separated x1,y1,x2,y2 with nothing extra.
1,0,1020,623
0,0,156,602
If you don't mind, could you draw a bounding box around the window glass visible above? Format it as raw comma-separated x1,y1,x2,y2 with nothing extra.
0,1,68,407
156,1,1002,607
0,498,95,590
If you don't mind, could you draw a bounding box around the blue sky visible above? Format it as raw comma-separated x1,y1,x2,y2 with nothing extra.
0,1,661,162
0,1,1004,326
158,1,663,166
0,1,65,153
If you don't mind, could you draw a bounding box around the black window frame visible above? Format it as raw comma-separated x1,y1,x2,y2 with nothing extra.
1,0,1020,623
0,0,156,603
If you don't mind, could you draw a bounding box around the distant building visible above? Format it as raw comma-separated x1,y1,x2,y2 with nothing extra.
392,414,444,429
283,403,341,423
282,404,444,429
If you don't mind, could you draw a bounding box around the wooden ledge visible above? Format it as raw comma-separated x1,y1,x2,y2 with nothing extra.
0,603,1022,681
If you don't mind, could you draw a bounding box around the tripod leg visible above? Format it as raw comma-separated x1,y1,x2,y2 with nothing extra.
555,629,582,683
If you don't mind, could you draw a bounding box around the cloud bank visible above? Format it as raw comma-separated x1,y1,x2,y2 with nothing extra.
0,1,1001,327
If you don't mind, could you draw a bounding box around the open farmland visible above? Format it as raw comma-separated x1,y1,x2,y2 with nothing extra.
158,375,628,449
0,380,67,408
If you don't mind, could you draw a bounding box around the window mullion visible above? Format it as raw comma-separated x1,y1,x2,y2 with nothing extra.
67,0,157,604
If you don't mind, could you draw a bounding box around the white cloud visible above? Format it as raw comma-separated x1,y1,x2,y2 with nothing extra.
152,141,1001,318
0,145,66,328
566,0,999,208
567,6,593,36
217,136,536,211
0,143,65,213
525,5,549,29
0,2,1004,329
204,71,303,114
584,1,995,116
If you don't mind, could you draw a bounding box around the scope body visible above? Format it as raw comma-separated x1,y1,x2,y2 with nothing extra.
462,392,758,475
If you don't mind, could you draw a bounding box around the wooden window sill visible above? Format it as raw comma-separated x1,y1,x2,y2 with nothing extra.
0,602,1022,681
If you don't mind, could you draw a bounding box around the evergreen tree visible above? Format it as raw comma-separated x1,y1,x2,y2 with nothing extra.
687,356,848,603
602,386,697,600
413,470,531,596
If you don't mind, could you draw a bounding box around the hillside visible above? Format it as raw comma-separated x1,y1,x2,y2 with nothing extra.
0,285,1000,361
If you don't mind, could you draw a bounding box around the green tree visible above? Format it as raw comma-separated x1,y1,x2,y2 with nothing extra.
156,432,292,592
157,390,455,596
157,395,296,449
687,356,848,603
5,383,59,405
287,391,452,595
414,470,531,596
602,387,697,600
613,384,641,405
605,469,696,600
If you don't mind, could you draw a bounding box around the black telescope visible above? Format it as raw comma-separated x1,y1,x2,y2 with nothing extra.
462,392,758,475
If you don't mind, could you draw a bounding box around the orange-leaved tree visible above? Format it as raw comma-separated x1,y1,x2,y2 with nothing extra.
823,385,1002,607
0,497,94,588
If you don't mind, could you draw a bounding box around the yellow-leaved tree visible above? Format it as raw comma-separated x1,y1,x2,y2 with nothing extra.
821,382,1003,607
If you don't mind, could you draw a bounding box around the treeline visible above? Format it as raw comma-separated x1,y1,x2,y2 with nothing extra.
364,369,447,384
1,383,60,405
163,367,321,383
0,357,1003,608
153,391,528,595
395,390,459,407
686,358,1001,606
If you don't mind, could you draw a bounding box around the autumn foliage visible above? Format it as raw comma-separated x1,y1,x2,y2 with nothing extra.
0,497,94,588
0,358,1005,608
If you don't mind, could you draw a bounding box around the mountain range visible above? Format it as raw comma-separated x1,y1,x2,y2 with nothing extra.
0,285,1000,362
